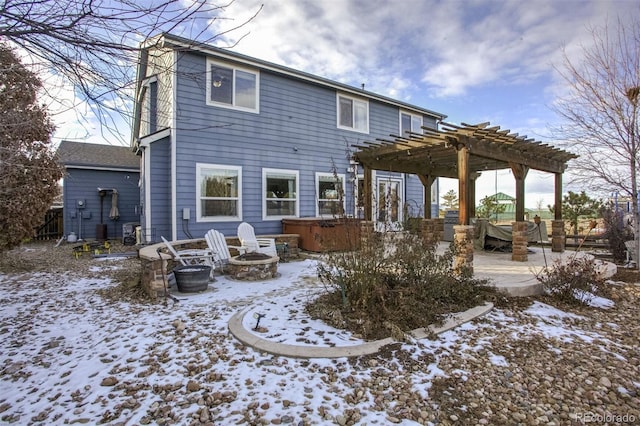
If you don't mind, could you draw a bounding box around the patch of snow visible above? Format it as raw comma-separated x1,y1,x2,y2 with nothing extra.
488,352,509,367
585,294,615,309
525,301,584,320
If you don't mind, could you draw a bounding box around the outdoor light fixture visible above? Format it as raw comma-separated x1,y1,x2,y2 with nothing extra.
253,312,265,330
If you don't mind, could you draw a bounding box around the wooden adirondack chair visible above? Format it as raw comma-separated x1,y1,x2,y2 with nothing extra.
205,229,245,273
237,222,277,256
161,236,215,276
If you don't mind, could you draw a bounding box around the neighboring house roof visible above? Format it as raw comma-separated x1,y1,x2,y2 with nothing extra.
57,141,139,171
143,32,447,120
492,192,515,203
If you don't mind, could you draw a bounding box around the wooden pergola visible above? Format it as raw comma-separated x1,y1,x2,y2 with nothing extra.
353,122,578,226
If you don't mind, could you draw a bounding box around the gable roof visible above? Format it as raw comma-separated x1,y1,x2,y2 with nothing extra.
147,33,447,121
57,141,139,171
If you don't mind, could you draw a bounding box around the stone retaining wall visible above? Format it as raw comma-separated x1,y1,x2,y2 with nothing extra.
138,234,300,299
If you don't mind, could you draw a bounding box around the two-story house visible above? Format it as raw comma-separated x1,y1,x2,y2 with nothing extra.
131,33,446,242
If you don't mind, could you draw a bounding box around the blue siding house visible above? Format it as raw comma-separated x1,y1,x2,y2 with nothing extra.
57,141,140,241
132,33,446,242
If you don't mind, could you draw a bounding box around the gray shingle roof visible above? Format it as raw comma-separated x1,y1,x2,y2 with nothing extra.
57,141,139,170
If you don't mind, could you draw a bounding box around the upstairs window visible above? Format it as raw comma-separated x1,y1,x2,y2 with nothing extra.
207,59,259,112
400,111,423,136
139,76,158,137
148,80,158,133
337,94,368,133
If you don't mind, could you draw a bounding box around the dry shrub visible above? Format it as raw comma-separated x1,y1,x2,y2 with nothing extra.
312,229,494,340
534,255,608,306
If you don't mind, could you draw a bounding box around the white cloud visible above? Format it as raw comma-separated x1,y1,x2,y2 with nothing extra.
14,0,635,178
203,0,636,109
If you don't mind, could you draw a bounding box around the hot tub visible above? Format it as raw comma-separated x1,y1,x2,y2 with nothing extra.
282,217,361,252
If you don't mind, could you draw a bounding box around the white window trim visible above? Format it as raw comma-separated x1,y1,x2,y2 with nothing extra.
206,58,260,113
262,168,300,221
137,75,158,103
337,93,369,133
196,163,243,222
399,110,423,136
137,75,159,137
316,172,346,217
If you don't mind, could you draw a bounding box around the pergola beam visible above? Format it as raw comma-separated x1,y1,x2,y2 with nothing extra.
353,122,577,229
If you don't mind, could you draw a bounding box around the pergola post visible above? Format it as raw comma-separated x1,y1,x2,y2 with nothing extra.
509,163,530,261
554,173,563,220
552,172,565,252
419,174,442,246
457,142,470,225
455,141,474,272
418,174,436,219
363,166,372,221
469,172,480,219
510,163,529,221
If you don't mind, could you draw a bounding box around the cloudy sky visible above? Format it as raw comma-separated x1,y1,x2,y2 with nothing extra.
53,0,639,208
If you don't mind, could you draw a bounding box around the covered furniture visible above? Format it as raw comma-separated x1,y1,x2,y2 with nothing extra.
237,222,277,256
474,220,548,251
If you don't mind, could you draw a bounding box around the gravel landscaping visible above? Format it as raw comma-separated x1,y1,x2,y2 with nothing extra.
0,241,638,425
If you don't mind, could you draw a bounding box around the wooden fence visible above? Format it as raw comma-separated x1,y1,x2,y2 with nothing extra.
33,207,63,241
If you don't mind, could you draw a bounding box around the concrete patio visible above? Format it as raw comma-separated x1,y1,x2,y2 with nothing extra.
469,244,617,296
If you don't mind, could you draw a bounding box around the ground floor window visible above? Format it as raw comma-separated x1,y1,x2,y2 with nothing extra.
197,163,242,221
263,168,299,219
316,172,345,216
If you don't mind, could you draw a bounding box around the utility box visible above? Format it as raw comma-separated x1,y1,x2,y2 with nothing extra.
443,210,459,242
122,222,139,245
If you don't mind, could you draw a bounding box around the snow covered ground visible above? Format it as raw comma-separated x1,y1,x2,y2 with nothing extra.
1,254,638,425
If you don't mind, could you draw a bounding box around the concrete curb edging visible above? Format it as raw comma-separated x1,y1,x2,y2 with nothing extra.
228,302,494,359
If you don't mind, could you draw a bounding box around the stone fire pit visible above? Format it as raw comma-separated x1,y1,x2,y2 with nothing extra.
228,252,279,281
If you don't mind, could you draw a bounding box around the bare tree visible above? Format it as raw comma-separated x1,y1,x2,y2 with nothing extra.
0,44,64,253
0,0,262,143
553,16,640,267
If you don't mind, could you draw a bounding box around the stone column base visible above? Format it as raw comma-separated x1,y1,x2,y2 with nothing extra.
551,220,566,252
511,221,529,262
453,225,475,275
422,218,444,247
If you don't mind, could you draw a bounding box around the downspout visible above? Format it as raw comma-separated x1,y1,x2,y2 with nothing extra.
171,48,178,241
